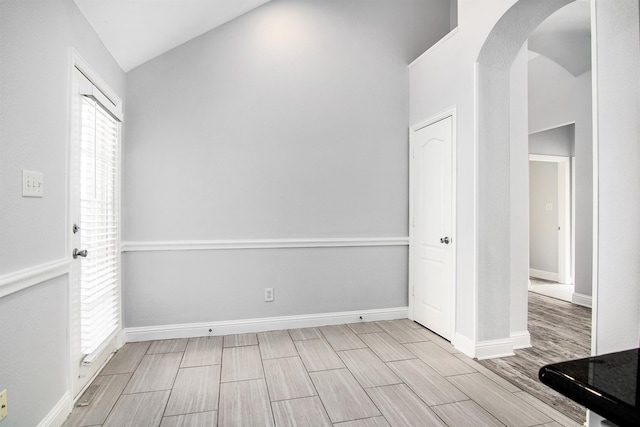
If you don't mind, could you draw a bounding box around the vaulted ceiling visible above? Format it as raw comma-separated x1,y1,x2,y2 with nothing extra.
528,0,591,76
74,0,590,75
74,0,271,72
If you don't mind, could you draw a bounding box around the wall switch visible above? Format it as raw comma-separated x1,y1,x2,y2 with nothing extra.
545,203,553,211
0,389,7,421
264,288,274,302
22,170,43,197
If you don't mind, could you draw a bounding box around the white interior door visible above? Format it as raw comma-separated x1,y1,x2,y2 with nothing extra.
70,66,122,398
410,116,453,340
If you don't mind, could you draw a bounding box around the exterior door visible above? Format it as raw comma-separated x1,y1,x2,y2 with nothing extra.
70,65,122,397
410,116,453,340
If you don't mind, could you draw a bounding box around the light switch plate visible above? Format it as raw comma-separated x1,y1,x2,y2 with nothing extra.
22,170,43,197
0,389,7,421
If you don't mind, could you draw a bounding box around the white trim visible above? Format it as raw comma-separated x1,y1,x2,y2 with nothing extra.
453,332,476,358
121,237,409,252
529,154,572,285
474,338,515,360
529,268,559,282
71,330,125,405
0,258,71,299
572,292,593,308
589,0,600,357
453,333,521,359
511,330,531,349
125,307,408,342
71,49,122,120
529,154,570,163
408,27,459,68
472,61,479,347
529,121,576,136
37,392,72,427
68,50,124,398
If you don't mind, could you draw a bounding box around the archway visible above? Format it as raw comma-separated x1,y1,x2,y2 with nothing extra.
475,0,574,345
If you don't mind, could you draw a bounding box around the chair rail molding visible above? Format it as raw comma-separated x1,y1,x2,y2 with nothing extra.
121,237,410,252
0,258,71,299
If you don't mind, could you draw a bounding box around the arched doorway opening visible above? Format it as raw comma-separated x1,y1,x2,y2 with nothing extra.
475,1,640,425
474,0,575,347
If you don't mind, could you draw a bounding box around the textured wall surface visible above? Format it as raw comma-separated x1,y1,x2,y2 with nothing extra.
0,277,68,427
0,0,125,425
123,0,451,328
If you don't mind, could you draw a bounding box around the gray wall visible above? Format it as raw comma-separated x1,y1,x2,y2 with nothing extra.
0,0,125,425
572,71,593,299
529,161,559,274
124,247,408,327
123,0,451,328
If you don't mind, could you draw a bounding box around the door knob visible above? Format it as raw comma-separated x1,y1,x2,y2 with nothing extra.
440,237,450,244
73,248,88,259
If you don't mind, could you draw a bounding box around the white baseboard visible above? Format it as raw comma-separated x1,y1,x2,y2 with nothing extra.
453,332,476,358
529,268,559,282
37,392,72,427
125,307,409,342
572,292,592,308
511,330,531,349
475,338,515,360
452,333,516,359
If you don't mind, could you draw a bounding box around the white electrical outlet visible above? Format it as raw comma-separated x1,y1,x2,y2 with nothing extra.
0,389,7,421
22,170,44,197
264,288,274,302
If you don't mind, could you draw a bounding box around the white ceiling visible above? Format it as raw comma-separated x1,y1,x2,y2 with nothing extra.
528,0,591,76
75,0,591,75
74,0,271,72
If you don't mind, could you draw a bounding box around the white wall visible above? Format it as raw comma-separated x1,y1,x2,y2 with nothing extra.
123,0,451,329
592,0,640,355
529,55,576,133
411,0,575,354
410,0,519,347
510,43,530,341
0,0,125,425
588,2,640,424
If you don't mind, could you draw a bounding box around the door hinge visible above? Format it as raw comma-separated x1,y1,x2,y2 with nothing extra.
411,217,415,228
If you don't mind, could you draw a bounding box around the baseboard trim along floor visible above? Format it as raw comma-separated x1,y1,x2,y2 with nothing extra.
125,307,409,342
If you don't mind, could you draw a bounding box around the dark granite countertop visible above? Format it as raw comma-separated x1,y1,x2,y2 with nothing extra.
539,348,640,426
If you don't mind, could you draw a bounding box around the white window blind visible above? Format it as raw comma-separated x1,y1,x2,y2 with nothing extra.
79,96,120,357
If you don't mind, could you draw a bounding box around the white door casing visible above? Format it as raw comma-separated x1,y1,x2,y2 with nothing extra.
69,54,123,398
409,114,455,341
528,154,572,285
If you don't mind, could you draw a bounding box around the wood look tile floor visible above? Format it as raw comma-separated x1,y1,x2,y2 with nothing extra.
478,292,591,425
64,319,581,427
